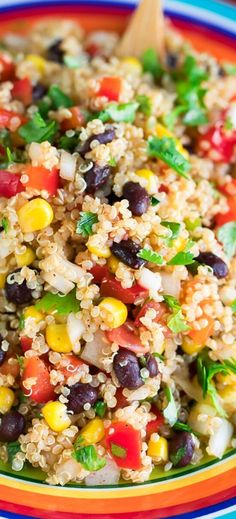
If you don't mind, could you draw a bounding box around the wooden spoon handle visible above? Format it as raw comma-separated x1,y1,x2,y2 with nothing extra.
116,0,165,59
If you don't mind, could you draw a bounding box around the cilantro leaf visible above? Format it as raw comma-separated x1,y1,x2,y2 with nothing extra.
183,55,208,85
35,288,80,315
18,314,25,331
98,102,139,123
93,400,107,418
161,221,181,240
48,84,73,109
141,48,163,79
137,248,164,265
217,222,236,258
173,422,193,433
163,295,189,334
72,444,106,471
167,241,195,266
108,157,117,167
230,299,236,313
7,441,21,464
136,94,152,116
16,355,24,370
163,387,178,426
170,445,187,466
19,111,58,143
163,106,186,132
76,211,98,238
163,294,181,311
59,132,79,152
111,442,127,459
147,136,190,179
1,217,9,233
151,196,160,206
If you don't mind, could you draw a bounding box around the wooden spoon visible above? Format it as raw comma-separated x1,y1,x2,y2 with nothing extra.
116,0,165,59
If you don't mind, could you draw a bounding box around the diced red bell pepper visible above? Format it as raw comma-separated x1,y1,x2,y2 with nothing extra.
219,180,236,197
134,301,172,337
0,54,15,81
0,170,24,198
0,109,27,131
22,356,55,403
100,273,148,304
106,319,149,354
12,77,32,106
146,410,164,439
23,165,59,196
105,422,142,469
97,76,122,102
61,107,85,132
20,337,33,353
198,122,236,163
90,264,109,285
58,354,85,380
86,43,102,57
215,195,236,226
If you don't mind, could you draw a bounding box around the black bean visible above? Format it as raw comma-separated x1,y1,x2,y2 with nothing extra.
32,83,47,102
67,383,98,414
5,268,35,305
122,181,150,216
195,252,228,279
107,190,121,205
113,349,144,389
111,239,146,269
143,353,158,377
47,39,64,64
79,129,115,158
85,163,111,194
166,52,178,69
169,431,195,467
0,410,25,442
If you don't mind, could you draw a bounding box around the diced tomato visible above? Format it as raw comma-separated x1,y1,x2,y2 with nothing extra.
105,422,142,469
106,320,149,354
23,165,59,196
115,387,129,409
188,316,214,346
134,301,172,337
215,195,236,226
86,43,101,57
0,54,15,81
159,183,169,194
12,78,32,106
146,410,164,439
20,337,33,353
22,356,55,403
198,122,236,163
61,107,85,132
100,273,148,304
90,264,109,285
0,170,24,198
58,354,85,380
97,76,122,102
219,180,236,197
0,109,27,131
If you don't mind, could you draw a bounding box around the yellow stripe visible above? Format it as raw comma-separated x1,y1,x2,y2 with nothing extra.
0,456,235,499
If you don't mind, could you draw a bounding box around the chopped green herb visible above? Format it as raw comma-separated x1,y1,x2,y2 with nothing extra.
38,97,52,118
72,444,106,471
63,54,87,69
141,48,163,79
222,63,236,76
163,387,178,426
161,221,181,240
18,390,28,404
136,94,152,116
151,196,160,206
153,352,164,361
59,132,79,152
0,128,11,148
164,294,189,334
184,217,201,232
170,445,187,466
108,157,117,167
93,400,107,418
76,211,98,238
35,288,80,315
48,84,73,109
18,314,25,331
98,102,139,124
163,106,186,132
7,441,21,464
137,248,163,265
19,111,58,144
224,117,233,131
230,299,236,313
147,136,190,179
217,222,236,258
183,55,208,85
1,217,9,233
167,241,195,266
16,355,24,370
111,442,127,459
173,422,193,433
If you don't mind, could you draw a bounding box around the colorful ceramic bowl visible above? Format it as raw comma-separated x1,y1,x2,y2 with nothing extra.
0,1,236,518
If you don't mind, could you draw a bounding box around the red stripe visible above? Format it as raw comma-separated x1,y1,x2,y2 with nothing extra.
171,17,235,47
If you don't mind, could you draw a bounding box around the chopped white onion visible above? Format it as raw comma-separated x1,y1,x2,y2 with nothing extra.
207,418,233,458
161,272,181,298
138,267,161,292
67,312,86,347
60,150,77,181
40,253,84,283
42,272,74,295
0,239,16,259
81,330,110,370
85,457,120,486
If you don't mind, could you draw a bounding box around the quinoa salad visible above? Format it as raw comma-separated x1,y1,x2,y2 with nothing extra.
0,18,236,487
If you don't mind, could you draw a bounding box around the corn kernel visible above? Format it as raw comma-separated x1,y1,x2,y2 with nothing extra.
216,372,236,385
80,417,105,445
0,273,6,289
156,123,189,159
0,387,15,414
46,324,73,353
218,385,236,413
136,169,157,194
98,297,127,328
107,254,120,274
147,436,168,462
121,57,142,75
15,246,36,267
87,240,111,259
24,306,43,324
25,54,46,74
173,237,186,253
42,401,71,432
17,198,54,233
181,339,205,355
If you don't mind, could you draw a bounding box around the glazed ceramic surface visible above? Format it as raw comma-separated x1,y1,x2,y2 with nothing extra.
0,1,235,518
